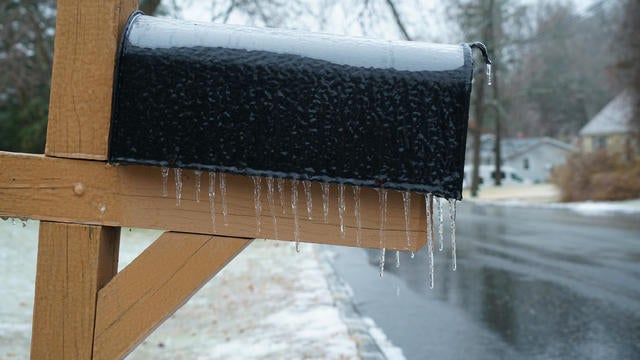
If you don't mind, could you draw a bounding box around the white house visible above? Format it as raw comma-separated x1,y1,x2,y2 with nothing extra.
504,137,573,183
465,135,573,184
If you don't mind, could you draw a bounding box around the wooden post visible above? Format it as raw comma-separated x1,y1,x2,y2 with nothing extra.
31,222,120,359
31,0,137,358
45,0,137,160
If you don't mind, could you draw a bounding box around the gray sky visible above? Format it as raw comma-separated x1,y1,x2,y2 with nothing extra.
180,0,599,43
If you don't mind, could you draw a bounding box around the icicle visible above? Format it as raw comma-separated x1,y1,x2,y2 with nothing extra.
425,194,434,289
470,42,493,86
428,210,435,289
402,191,413,258
395,250,400,268
251,176,262,235
303,180,313,220
174,168,183,206
208,172,216,232
338,184,346,239
220,173,228,226
449,198,458,271
161,167,170,197
378,188,388,277
321,182,330,223
379,248,386,277
266,177,278,239
277,178,286,214
194,170,202,203
291,179,300,252
438,197,444,252
353,186,362,246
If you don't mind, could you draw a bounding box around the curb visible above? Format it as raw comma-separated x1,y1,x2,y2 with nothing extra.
318,248,387,360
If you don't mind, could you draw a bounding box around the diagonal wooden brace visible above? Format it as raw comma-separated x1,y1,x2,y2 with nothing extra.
93,232,252,359
30,225,251,360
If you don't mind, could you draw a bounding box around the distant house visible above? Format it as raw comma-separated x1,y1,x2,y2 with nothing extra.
465,135,573,183
504,137,573,183
579,90,639,160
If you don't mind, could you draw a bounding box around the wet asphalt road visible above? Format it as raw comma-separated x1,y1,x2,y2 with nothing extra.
326,202,640,360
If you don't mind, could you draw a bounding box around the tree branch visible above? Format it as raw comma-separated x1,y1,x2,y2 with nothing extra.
139,0,162,15
384,0,411,40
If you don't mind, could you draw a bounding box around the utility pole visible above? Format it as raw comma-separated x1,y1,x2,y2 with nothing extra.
471,69,486,197
490,0,503,186
470,0,495,196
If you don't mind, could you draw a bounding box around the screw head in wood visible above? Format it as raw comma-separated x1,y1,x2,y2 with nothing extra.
73,182,85,196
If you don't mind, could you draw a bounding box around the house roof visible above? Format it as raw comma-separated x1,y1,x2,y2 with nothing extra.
504,137,573,160
469,134,572,159
579,90,634,136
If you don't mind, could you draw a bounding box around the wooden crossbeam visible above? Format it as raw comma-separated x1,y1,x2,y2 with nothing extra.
0,151,428,252
93,232,252,359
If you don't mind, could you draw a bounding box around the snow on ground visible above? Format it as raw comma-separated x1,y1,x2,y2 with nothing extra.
547,199,640,215
0,220,37,360
0,221,361,359
363,317,405,360
463,183,640,215
128,239,359,360
320,249,406,360
474,198,640,216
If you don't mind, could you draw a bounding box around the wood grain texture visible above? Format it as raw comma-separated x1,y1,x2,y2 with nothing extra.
93,232,251,360
0,152,430,251
30,222,120,359
45,0,137,160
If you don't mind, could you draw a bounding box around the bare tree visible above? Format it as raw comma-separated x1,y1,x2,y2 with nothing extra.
0,0,56,152
509,2,617,139
139,0,162,14
616,0,640,131
449,0,511,194
383,0,411,40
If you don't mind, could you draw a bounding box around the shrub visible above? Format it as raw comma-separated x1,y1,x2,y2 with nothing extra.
552,152,640,202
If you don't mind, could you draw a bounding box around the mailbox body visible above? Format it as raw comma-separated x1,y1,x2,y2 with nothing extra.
109,13,474,199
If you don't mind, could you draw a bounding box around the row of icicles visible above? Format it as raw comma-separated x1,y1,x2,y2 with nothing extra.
161,167,457,289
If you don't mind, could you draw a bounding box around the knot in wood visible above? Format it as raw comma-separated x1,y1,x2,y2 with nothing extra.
73,182,85,196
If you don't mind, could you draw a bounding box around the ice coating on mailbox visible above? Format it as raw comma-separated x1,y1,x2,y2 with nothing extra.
109,12,474,200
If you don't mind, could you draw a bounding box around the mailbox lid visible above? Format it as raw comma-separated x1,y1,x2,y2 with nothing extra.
109,13,473,199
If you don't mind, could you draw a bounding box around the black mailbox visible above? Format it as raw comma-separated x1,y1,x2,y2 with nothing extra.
109,12,479,200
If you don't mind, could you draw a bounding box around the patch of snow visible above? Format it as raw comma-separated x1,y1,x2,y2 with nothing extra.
473,198,640,216
559,199,640,215
0,221,360,359
0,219,38,359
126,241,359,359
363,317,406,360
